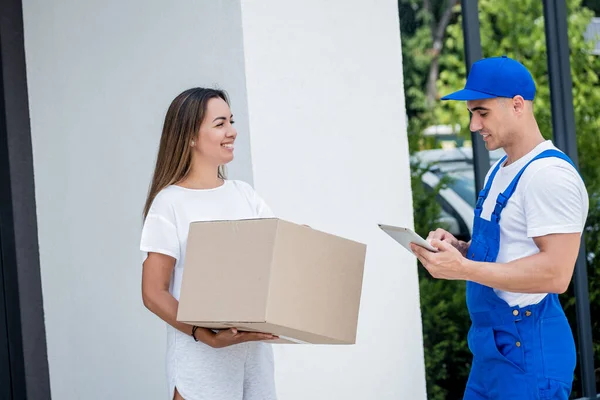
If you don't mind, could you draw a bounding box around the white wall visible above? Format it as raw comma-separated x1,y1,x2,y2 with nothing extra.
23,0,426,398
23,1,253,399
240,1,426,398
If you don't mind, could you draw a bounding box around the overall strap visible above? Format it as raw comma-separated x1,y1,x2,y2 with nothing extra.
491,149,578,222
474,155,507,218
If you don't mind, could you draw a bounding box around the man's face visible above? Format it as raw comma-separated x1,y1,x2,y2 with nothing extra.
466,98,513,151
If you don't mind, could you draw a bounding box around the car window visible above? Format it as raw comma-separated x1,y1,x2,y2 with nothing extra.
446,171,476,207
433,169,477,207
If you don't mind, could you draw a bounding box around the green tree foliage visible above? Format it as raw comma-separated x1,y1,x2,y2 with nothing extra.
398,0,461,152
401,0,600,398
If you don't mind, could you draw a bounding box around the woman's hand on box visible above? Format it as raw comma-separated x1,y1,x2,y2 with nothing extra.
209,328,278,348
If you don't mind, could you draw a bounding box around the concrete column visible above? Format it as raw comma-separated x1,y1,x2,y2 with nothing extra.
22,0,425,397
240,1,425,398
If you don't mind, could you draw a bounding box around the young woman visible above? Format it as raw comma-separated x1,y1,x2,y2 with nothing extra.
140,88,278,400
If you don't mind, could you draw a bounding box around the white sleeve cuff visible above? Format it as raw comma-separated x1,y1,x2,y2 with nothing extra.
528,224,583,238
140,246,179,261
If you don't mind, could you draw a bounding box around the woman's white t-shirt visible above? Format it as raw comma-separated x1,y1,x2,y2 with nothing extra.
140,180,277,400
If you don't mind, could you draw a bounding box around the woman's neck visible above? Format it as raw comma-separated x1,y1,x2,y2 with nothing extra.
177,162,223,190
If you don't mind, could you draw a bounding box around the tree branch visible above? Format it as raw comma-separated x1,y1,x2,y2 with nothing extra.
426,0,460,106
435,0,459,46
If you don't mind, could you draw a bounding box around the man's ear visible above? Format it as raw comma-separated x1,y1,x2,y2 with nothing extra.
512,95,526,115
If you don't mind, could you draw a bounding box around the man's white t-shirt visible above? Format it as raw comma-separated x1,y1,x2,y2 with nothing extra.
140,180,277,400
479,140,588,308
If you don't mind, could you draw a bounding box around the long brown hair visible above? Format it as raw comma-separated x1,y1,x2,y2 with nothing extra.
143,88,228,219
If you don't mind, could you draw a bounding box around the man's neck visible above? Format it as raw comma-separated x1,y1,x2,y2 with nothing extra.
503,123,546,166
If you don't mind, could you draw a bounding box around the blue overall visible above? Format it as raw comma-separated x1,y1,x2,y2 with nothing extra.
463,149,578,400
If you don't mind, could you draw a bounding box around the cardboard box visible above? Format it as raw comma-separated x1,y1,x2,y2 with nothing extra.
176,218,366,344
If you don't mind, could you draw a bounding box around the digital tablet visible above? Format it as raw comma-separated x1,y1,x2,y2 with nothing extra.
378,224,439,254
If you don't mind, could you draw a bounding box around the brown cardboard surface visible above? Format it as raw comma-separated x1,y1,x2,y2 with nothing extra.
177,219,277,323
177,218,366,344
265,220,365,344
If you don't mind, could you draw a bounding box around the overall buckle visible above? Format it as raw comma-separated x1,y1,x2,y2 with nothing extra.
475,189,488,210
496,192,509,207
492,193,509,222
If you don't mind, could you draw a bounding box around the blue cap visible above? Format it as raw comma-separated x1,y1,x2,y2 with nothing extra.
441,56,536,101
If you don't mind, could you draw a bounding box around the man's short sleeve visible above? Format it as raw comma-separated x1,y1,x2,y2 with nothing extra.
522,165,587,238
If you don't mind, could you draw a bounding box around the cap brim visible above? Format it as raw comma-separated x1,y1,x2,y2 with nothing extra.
440,89,497,101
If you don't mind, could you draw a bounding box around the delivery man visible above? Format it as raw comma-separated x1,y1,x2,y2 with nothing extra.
411,56,589,400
